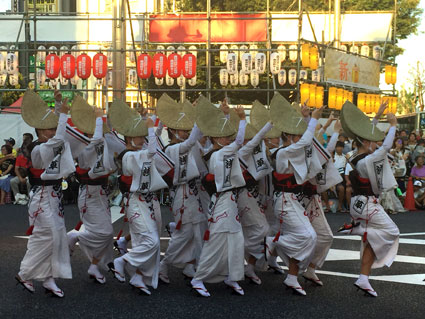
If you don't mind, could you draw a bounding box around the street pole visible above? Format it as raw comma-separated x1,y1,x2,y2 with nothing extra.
334,0,340,49
112,0,126,101
206,0,211,101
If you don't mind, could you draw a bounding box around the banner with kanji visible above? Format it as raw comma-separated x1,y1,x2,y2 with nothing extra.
324,48,380,90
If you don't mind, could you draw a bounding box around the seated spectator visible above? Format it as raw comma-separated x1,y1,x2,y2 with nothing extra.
411,155,425,181
0,138,17,158
0,144,15,205
334,141,347,212
413,181,425,209
16,133,33,154
390,138,409,193
406,132,417,152
10,140,32,202
411,139,425,162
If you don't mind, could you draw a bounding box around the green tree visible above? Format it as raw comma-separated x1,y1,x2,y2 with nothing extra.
0,73,24,107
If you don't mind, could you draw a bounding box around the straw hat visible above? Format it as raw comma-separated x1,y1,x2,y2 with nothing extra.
70,95,109,135
270,92,307,135
341,101,385,142
157,93,194,131
196,95,236,137
108,99,148,137
21,90,58,129
244,123,258,140
181,99,196,123
250,100,281,139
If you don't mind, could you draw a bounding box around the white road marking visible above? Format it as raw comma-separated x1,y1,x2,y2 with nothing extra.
334,235,425,245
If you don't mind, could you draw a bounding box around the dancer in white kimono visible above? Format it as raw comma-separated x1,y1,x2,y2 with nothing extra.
67,96,115,284
264,93,324,296
190,96,247,297
156,94,206,282
338,101,399,297
16,90,75,298
107,99,167,295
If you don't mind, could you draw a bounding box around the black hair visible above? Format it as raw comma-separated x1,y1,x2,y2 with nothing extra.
336,141,345,148
1,144,12,154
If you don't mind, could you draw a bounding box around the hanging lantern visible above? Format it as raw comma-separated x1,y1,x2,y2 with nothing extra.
365,94,372,113
277,44,286,63
48,46,57,54
182,53,197,79
239,72,249,86
249,44,258,58
167,53,182,78
177,75,185,87
219,44,228,63
45,53,60,78
239,45,249,62
70,45,79,59
336,88,344,110
105,47,113,63
300,83,310,105
278,69,286,86
308,84,316,108
166,73,174,86
300,69,307,80
311,69,320,82
153,53,167,78
128,69,137,85
189,45,197,57
76,54,91,79
59,46,68,58
373,45,382,60
96,77,104,86
357,93,366,112
309,46,319,70
315,86,324,108
288,68,297,85
328,87,337,109
71,73,79,86
93,53,107,78
49,79,58,89
219,69,229,86
340,44,347,52
9,73,19,86
270,52,280,75
6,53,18,74
0,74,7,86
59,74,69,86
255,53,266,74
385,65,397,85
157,45,165,54
177,46,186,56
106,70,113,87
230,44,239,60
128,47,136,63
155,77,164,86
137,53,152,79
36,69,46,86
61,54,75,79
361,45,370,57
301,44,310,68
166,46,175,57
348,91,354,103
0,54,4,74
230,70,239,86
289,44,298,62
188,75,197,87
37,45,46,62
250,70,259,87
241,53,252,73
350,45,359,54
391,97,398,114
226,53,238,75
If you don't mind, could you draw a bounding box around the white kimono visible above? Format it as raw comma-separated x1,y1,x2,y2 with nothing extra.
19,113,75,281
76,117,115,270
193,120,247,283
350,126,400,269
119,128,168,289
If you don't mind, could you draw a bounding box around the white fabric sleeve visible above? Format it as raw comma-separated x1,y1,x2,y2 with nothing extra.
235,119,246,146
147,127,156,157
326,132,339,153
54,113,68,140
282,118,317,153
382,126,396,152
179,124,202,154
239,122,272,157
93,117,104,140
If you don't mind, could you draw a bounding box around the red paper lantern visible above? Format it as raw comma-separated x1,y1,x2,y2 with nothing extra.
76,54,91,79
60,54,75,79
152,53,167,78
137,53,152,79
167,53,182,78
182,53,197,79
92,53,107,79
45,53,60,79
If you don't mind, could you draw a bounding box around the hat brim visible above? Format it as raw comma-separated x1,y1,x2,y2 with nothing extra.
21,90,58,129
108,99,148,137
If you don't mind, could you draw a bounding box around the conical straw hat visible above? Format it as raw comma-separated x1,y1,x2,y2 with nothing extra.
21,90,58,129
181,99,196,123
270,92,306,135
250,100,281,139
196,95,236,137
157,93,194,131
108,99,148,137
341,101,385,142
244,123,258,140
70,95,109,134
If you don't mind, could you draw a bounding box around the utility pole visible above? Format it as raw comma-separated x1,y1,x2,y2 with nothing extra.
206,0,211,100
333,0,340,49
112,0,127,100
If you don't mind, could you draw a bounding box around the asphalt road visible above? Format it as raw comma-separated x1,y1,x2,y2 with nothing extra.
1,203,424,319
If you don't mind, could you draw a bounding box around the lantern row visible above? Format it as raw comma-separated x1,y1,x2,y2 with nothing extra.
358,93,397,114
300,83,325,108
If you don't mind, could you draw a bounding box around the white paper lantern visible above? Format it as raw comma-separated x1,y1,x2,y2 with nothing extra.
288,68,297,85
289,44,298,62
9,73,19,86
59,46,68,58
37,45,46,62
96,77,104,86
189,45,197,57
6,53,18,74
239,45,248,62
71,73,79,86
166,46,175,57
230,70,239,86
59,74,69,86
219,44,228,63
155,77,164,86
241,53,252,73
350,45,359,54
177,45,186,56
226,53,238,75
277,44,287,63
70,45,79,59
157,45,165,54
128,48,136,63
0,74,7,86
239,72,249,86
106,70,113,87
128,69,137,85
250,70,259,87
219,69,229,86
48,46,57,54
300,69,307,80
230,44,239,60
177,75,185,87
361,45,370,57
249,44,258,58
255,53,266,74
340,44,347,52
0,54,4,74
270,52,280,75
166,73,174,86
373,45,382,60
105,47,113,63
49,78,58,88
278,69,286,86
188,75,197,86
311,69,320,82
